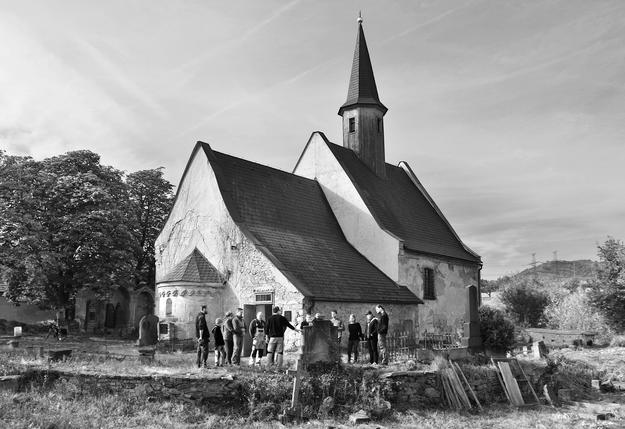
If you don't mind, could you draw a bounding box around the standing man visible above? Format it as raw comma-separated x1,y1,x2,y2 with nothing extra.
376,304,389,365
222,311,234,366
195,305,210,368
330,310,345,361
365,311,378,365
248,311,266,365
232,308,246,365
265,306,300,369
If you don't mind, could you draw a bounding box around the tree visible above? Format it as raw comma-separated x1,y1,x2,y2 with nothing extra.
0,150,137,313
479,306,515,352
500,278,550,327
126,168,174,289
589,237,625,331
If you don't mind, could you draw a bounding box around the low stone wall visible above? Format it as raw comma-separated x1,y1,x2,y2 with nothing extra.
1,365,508,410
3,369,242,406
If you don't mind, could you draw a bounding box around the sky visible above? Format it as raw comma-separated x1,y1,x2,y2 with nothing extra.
1,0,624,279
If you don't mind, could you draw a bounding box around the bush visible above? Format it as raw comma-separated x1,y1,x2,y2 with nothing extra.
544,289,613,343
610,335,625,347
500,280,550,327
479,306,515,352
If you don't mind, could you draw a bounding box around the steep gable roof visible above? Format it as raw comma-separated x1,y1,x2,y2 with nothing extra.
161,248,224,284
323,140,480,264
338,21,387,115
199,142,421,304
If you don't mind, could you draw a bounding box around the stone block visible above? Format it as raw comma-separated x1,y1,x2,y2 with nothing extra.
349,409,371,424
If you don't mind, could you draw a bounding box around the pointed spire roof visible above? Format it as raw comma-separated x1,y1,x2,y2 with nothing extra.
160,248,224,284
338,16,387,116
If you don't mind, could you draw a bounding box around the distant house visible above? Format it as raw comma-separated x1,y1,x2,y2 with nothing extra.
155,19,481,346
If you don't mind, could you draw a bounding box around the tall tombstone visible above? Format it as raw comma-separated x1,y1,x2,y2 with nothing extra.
301,319,339,367
462,284,482,350
138,314,159,346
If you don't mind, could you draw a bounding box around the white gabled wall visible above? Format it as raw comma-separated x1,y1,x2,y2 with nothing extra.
155,147,304,340
294,133,400,281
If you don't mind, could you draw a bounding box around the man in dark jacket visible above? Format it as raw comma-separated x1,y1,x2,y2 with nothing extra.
195,305,210,368
376,304,389,365
265,306,299,369
232,307,246,365
222,311,234,365
365,311,378,364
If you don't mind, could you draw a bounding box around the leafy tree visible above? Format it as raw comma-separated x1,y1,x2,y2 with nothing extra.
500,279,550,327
126,168,174,289
0,150,137,313
479,306,515,352
481,279,498,297
589,237,625,331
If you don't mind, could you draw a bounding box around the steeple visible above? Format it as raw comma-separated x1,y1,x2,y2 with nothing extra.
339,14,387,178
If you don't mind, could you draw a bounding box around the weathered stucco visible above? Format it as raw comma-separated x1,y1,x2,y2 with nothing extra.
155,148,304,339
399,251,478,335
294,133,400,281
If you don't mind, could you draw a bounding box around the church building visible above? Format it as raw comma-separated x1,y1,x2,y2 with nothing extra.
155,18,482,348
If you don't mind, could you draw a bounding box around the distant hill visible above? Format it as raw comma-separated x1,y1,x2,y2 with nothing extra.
516,259,598,281
483,259,599,293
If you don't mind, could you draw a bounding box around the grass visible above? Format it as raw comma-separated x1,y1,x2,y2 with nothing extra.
1,386,622,429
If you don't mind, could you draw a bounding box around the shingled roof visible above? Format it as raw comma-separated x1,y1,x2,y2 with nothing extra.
338,21,387,115
324,140,481,263
199,142,421,304
161,248,224,284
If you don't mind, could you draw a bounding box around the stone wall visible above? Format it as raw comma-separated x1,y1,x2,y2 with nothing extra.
8,369,242,406
1,366,508,410
399,251,478,335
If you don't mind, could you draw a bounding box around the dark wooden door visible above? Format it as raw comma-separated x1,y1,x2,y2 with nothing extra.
243,305,255,357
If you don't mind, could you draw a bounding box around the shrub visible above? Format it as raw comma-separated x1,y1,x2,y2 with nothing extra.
479,306,515,352
610,335,625,347
544,289,613,343
500,280,550,327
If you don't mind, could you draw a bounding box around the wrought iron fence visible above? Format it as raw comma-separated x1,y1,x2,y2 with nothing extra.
353,330,462,363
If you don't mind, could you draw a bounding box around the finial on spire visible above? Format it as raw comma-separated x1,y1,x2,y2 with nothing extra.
357,11,363,24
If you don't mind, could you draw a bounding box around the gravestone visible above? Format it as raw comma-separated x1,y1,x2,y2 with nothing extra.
532,340,548,359
301,319,339,366
138,314,159,346
462,285,482,350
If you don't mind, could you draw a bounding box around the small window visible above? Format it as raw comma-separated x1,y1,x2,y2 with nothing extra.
348,117,355,133
377,118,382,133
165,298,172,316
423,268,436,300
284,310,292,322
255,293,273,303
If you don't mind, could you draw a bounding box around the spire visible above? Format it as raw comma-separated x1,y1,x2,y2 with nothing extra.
338,14,387,116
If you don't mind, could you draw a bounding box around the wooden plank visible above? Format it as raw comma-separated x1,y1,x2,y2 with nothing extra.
515,359,541,404
498,362,524,406
452,361,482,411
448,366,471,409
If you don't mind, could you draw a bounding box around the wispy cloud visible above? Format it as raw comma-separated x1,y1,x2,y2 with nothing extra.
175,0,302,75
69,36,168,119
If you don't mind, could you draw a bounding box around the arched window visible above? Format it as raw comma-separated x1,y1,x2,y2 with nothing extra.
165,298,172,316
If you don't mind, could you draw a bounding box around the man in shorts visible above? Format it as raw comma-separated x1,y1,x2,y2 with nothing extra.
265,306,299,369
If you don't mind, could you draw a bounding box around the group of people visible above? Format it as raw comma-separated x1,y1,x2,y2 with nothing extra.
195,305,299,369
326,304,389,365
195,303,390,368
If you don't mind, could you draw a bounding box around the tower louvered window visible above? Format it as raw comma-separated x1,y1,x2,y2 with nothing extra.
349,117,355,133
423,268,435,300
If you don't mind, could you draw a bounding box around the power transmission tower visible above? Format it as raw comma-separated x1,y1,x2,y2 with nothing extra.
553,250,558,277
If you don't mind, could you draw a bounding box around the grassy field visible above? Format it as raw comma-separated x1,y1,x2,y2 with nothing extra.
1,385,623,429
1,339,624,428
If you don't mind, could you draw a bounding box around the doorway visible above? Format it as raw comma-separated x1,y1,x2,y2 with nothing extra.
242,303,273,357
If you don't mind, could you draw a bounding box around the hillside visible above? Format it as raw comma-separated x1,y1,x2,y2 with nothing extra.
483,259,599,293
